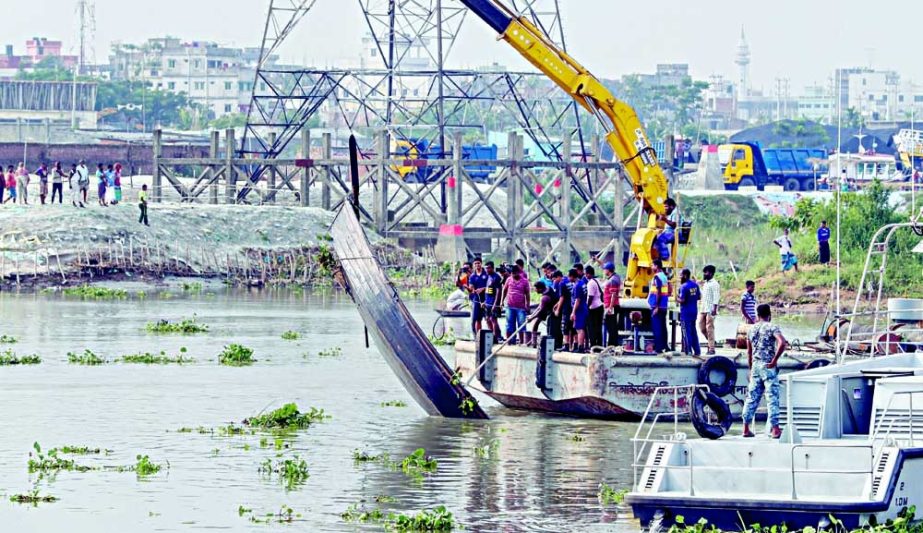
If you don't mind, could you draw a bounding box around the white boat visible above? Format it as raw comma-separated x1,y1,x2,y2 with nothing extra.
626,220,923,530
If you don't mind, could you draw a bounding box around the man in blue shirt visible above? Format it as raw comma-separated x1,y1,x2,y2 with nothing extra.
817,220,831,266
677,268,700,356
552,270,572,350
467,258,488,336
569,268,588,352
740,280,758,324
648,260,670,353
483,261,503,338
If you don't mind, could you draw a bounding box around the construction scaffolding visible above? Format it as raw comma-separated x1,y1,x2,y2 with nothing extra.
0,80,97,112
237,0,597,205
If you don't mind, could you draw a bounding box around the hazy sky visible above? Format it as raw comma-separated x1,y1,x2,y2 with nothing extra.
6,0,922,91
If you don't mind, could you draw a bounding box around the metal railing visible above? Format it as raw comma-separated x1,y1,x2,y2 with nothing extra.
872,390,923,446
631,384,709,488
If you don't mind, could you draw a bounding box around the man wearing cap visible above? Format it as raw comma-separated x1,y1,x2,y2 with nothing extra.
603,262,622,346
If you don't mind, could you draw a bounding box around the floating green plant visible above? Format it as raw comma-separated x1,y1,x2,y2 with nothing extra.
28,442,93,473
391,506,456,532
181,281,203,293
380,400,408,408
145,317,209,334
67,349,107,365
239,505,302,524
428,330,457,347
244,403,328,431
133,455,163,477
62,285,128,299
259,456,309,490
59,446,104,455
0,349,40,365
571,433,586,442
317,346,342,357
400,448,438,478
473,439,500,460
352,449,390,464
218,344,255,366
459,397,478,416
9,490,58,505
598,482,627,505
341,504,386,524
0,334,18,343
374,494,396,504
281,330,300,341
121,347,193,364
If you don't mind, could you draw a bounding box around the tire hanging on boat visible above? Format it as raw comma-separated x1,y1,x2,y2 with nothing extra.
696,356,737,397
690,390,733,440
805,358,833,370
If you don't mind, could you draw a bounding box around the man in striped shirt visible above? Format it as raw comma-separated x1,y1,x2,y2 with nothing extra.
698,265,720,355
740,280,757,325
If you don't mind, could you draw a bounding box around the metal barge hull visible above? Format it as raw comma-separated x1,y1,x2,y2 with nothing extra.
455,340,831,420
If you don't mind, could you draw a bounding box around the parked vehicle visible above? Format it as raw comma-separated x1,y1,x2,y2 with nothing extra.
393,138,498,183
719,142,828,191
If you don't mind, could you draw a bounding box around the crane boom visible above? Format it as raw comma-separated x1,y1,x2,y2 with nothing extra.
460,0,679,297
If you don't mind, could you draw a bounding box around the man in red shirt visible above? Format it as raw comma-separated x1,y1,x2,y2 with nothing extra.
603,262,622,346
503,265,531,345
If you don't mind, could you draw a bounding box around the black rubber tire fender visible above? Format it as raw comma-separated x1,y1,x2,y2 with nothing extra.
690,390,733,440
697,355,737,397
806,358,833,370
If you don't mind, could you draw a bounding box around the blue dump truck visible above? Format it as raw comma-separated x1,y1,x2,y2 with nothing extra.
719,142,828,191
394,139,498,183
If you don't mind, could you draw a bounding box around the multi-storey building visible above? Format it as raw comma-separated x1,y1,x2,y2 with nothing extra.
109,37,275,119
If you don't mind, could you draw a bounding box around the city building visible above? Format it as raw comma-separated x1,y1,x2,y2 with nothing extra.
735,27,750,101
701,74,739,131
796,83,836,123
0,38,79,77
109,37,276,119
834,67,923,123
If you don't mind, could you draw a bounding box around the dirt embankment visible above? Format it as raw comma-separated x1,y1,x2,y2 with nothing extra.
721,264,856,316
0,202,413,290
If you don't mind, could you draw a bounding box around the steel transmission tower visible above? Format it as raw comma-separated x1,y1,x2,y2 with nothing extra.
237,0,590,202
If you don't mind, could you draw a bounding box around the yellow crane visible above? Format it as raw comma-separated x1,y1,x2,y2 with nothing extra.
460,0,684,298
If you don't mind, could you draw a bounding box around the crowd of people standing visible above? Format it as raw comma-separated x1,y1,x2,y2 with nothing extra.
0,160,150,226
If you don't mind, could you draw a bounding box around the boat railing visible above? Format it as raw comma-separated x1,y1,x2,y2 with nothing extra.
631,384,710,488
789,444,875,500
838,305,923,357
872,390,923,446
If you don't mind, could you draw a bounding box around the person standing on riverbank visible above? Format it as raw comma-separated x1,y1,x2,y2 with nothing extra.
677,268,700,356
817,220,831,266
774,228,799,274
138,184,150,226
113,163,123,204
742,304,788,439
76,160,89,205
96,164,108,207
51,162,64,204
740,280,758,325
603,262,622,347
16,162,29,204
699,265,720,355
36,163,49,205
5,166,16,203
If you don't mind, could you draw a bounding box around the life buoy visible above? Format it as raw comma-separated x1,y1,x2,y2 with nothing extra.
697,356,737,397
690,390,732,440
806,358,832,370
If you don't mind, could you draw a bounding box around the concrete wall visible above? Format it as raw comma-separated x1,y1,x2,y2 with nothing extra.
0,142,210,174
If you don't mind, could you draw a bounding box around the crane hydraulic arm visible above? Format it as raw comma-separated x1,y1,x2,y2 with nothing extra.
459,0,679,297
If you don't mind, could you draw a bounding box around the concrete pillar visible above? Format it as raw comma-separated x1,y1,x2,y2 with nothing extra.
434,131,466,263
375,130,389,234
300,128,310,207
152,129,162,203
209,130,219,205
267,132,277,204
225,129,236,204
321,133,331,211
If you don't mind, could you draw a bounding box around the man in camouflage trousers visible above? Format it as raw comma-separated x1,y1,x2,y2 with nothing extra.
742,304,788,439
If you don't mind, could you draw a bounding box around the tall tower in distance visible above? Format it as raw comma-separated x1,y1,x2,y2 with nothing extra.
735,26,751,101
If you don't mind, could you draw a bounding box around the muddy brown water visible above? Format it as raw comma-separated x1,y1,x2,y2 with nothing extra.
0,286,824,532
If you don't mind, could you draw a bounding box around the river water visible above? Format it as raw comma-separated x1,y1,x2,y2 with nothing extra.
0,285,823,533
